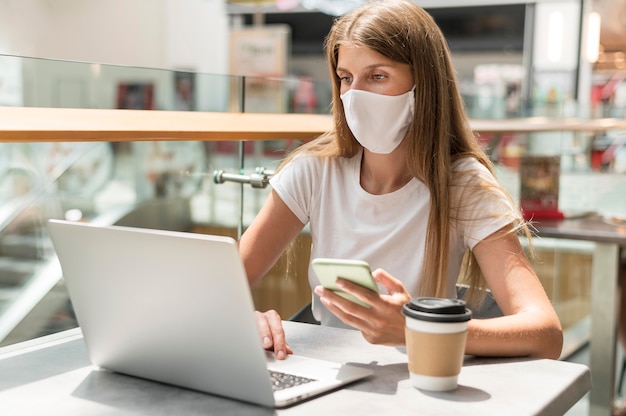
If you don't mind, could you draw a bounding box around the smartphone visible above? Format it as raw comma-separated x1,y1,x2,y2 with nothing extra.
312,258,379,307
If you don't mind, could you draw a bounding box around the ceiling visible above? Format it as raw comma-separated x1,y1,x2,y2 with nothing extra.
596,0,626,53
228,1,626,70
595,0,626,71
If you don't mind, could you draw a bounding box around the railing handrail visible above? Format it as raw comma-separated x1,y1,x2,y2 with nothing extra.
0,107,333,143
1,106,626,144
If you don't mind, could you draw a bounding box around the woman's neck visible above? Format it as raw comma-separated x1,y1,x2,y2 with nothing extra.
359,149,412,195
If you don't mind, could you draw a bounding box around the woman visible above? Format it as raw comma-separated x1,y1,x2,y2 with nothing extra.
239,0,563,361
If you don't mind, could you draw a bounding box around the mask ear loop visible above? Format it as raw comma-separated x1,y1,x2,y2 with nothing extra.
408,85,416,117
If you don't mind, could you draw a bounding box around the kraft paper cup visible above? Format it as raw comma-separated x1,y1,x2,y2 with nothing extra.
402,297,472,391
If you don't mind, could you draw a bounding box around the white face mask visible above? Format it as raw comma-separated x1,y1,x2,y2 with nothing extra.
340,87,415,154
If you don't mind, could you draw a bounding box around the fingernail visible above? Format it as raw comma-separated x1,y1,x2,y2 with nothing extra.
263,337,271,347
277,350,286,360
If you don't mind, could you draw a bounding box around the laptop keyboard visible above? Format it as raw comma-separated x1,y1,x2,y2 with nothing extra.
269,370,316,391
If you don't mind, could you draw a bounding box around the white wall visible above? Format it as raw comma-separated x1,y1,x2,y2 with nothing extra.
0,0,228,74
164,0,228,75
0,0,230,111
0,0,48,60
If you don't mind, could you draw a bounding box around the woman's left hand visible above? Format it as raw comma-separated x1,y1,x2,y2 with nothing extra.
313,268,412,345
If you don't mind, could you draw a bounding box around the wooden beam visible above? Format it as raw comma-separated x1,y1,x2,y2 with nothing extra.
470,117,626,134
0,106,333,142
1,106,625,143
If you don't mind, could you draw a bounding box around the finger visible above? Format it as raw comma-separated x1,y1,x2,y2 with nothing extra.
314,284,370,311
265,310,293,359
372,268,410,297
334,278,380,307
255,310,292,359
314,285,374,329
255,310,272,348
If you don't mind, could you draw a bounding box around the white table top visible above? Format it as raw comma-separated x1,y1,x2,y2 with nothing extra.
0,321,591,415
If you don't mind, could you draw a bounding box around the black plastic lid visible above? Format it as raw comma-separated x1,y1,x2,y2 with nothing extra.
402,297,472,323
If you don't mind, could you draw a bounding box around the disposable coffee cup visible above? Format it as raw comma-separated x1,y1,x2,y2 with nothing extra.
402,297,472,391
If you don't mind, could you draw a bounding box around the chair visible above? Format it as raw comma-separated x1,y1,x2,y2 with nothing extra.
288,301,320,325
616,254,626,395
455,284,504,319
617,349,626,397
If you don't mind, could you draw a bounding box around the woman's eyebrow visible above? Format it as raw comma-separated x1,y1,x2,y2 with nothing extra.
336,63,396,73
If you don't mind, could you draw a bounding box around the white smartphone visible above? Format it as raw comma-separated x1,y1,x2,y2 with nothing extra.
311,258,379,307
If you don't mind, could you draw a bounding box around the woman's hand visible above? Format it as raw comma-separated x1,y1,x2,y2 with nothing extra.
313,268,412,345
255,310,293,360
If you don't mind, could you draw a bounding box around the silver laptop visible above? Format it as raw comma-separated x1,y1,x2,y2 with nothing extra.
47,219,372,408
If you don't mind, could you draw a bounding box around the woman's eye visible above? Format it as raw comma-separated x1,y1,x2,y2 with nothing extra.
338,76,352,84
372,73,386,81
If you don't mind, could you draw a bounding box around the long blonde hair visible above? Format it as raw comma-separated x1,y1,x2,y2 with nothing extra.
279,0,531,304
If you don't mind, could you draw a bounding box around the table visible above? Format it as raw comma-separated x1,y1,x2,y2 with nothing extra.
534,215,626,416
0,322,590,415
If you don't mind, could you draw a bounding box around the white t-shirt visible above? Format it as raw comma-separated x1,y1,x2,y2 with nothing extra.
269,149,517,326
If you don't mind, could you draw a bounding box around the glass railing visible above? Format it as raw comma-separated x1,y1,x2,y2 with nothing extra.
5,53,626,119
0,137,294,346
1,54,625,349
0,54,334,115
0,50,323,345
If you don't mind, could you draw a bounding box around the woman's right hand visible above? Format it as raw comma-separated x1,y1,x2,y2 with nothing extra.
255,310,293,360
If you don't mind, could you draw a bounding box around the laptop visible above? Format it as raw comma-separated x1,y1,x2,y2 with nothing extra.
47,219,373,408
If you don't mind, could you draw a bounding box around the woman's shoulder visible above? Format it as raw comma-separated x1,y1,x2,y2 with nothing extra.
451,156,502,191
284,149,357,172
452,155,489,172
